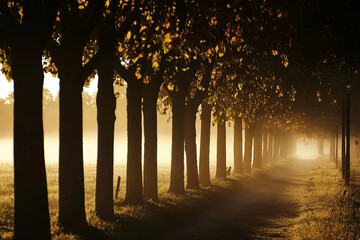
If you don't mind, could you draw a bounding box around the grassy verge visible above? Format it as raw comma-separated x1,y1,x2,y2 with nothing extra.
287,158,360,239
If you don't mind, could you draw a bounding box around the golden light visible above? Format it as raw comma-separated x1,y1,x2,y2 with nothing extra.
295,137,319,160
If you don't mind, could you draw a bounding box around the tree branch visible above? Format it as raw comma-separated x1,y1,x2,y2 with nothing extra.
81,52,101,81
80,0,104,44
114,59,135,83
189,63,214,109
0,2,20,44
47,40,62,68
117,0,141,40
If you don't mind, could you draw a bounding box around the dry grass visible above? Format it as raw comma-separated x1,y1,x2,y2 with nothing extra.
284,158,360,240
0,163,235,240
4,157,360,239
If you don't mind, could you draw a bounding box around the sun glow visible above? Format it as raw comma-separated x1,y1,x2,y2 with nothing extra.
296,137,319,160
0,72,13,99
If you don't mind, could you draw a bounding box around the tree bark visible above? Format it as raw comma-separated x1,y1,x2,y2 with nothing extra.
216,121,227,178
234,116,243,174
199,102,211,186
169,92,186,194
95,57,116,219
244,125,254,174
253,121,263,169
184,105,200,189
143,83,160,200
58,56,87,230
125,79,143,204
12,45,51,240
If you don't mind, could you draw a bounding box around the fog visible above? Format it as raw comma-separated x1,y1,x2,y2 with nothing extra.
0,92,237,168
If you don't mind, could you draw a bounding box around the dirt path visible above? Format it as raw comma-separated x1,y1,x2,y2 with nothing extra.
163,158,319,240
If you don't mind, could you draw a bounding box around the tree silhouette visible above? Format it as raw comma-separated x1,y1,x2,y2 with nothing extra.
48,0,103,231
0,1,60,238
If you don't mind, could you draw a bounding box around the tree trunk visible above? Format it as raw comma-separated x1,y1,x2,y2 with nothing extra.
268,130,274,163
143,84,160,200
342,95,346,178
317,138,324,156
169,92,186,194
199,102,211,186
95,60,116,220
244,125,254,174
234,116,243,174
58,63,87,230
12,45,51,239
58,57,87,229
216,121,227,178
330,130,335,161
280,133,288,159
273,131,280,161
184,106,200,189
335,126,339,166
263,129,268,167
345,90,350,185
253,121,263,169
125,79,143,204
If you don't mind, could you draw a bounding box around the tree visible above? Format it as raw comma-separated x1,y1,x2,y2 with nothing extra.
48,0,103,231
199,102,212,185
184,64,214,189
95,0,118,220
0,1,60,238
215,119,227,179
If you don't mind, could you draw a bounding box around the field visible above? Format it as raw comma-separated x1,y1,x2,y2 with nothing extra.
2,158,360,239
0,163,234,239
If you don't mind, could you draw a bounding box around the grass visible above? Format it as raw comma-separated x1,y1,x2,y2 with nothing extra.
281,157,360,240
3,157,360,239
0,163,238,240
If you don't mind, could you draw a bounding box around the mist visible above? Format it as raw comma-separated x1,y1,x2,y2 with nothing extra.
0,89,237,169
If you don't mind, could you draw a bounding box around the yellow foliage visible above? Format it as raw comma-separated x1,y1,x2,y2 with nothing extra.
135,71,142,79
167,82,174,91
125,31,131,41
165,21,170,29
164,33,172,43
152,61,159,69
118,45,124,52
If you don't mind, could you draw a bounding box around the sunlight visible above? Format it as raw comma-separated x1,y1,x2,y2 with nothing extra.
0,70,13,99
0,71,99,100
296,137,319,160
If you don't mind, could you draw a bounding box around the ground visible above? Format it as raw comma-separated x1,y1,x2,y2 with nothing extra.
166,158,342,240
1,157,359,239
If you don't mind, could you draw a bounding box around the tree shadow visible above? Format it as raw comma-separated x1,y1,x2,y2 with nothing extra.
75,224,112,240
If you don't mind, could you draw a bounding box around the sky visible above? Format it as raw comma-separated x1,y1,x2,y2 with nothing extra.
0,69,99,99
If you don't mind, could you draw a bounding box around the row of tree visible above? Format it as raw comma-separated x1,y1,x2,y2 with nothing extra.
1,0,359,239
